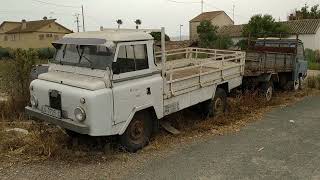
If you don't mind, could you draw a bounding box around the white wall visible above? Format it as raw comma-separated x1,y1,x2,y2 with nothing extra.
288,31,320,50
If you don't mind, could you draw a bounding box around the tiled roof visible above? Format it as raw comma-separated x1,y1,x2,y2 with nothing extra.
218,24,244,37
282,19,320,34
6,19,56,33
218,19,320,37
1,19,72,34
190,11,224,22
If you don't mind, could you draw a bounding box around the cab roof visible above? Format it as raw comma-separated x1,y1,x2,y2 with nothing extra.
64,30,154,42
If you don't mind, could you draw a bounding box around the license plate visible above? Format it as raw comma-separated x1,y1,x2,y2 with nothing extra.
41,106,61,119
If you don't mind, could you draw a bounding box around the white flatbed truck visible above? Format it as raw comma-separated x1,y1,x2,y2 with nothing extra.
26,28,245,152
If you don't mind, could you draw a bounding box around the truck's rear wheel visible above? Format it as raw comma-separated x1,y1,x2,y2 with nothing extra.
260,81,273,102
298,77,304,90
204,88,227,118
120,111,152,153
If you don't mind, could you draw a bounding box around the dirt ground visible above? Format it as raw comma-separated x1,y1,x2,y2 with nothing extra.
307,70,320,77
1,88,319,180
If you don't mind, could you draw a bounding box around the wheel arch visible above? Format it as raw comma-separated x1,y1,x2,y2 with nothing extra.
118,105,158,135
217,82,229,94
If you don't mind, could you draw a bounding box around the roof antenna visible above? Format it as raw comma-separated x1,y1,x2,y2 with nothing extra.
233,2,235,23
201,0,204,13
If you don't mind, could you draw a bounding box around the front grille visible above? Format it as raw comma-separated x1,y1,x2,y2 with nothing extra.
49,90,62,110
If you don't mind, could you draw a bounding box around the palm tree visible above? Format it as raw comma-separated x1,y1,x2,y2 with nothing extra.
116,19,123,29
135,19,142,29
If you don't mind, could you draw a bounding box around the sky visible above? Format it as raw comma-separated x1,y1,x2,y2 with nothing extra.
0,0,320,37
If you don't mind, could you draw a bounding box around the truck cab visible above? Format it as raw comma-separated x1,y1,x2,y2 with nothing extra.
26,30,162,138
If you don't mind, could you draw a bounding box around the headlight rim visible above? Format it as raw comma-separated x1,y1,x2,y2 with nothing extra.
74,106,86,122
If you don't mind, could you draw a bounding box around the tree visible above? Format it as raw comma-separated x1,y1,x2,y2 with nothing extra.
242,14,289,38
290,4,320,20
197,20,233,49
197,20,218,48
116,19,123,29
150,32,170,41
214,35,234,49
135,19,142,29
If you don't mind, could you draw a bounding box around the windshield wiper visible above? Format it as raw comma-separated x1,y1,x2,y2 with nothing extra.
76,45,94,69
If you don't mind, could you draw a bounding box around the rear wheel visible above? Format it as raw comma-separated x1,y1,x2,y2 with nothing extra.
260,81,273,102
120,111,152,153
203,88,227,118
298,77,304,90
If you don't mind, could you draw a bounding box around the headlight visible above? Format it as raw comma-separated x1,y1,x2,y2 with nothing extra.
74,107,86,122
30,95,38,108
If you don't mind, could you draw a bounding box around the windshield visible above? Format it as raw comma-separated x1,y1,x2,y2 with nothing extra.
52,44,114,70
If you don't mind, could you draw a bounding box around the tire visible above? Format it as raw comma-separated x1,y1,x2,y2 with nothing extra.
65,129,82,138
203,88,227,118
260,81,273,102
120,111,152,153
298,77,304,90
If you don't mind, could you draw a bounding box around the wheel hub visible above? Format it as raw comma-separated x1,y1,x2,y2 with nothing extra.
266,86,273,101
130,121,144,143
214,97,224,114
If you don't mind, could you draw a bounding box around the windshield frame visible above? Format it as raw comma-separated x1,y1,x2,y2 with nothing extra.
51,43,115,70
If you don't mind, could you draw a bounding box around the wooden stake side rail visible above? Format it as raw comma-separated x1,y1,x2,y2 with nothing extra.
155,48,246,98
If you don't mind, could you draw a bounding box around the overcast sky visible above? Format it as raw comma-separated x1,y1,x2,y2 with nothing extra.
0,0,319,37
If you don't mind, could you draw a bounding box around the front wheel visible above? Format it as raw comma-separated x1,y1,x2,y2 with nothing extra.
120,111,152,153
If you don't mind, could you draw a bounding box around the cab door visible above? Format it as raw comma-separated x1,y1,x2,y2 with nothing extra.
111,41,163,126
295,43,308,81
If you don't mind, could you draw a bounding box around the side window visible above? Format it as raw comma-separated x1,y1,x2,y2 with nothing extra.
113,44,148,74
297,44,304,59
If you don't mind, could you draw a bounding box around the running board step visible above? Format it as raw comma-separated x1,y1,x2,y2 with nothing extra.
160,121,180,135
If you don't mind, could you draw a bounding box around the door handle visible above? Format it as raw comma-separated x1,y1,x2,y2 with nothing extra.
147,87,151,95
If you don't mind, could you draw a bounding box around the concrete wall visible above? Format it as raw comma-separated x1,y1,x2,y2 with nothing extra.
190,13,234,41
0,22,71,49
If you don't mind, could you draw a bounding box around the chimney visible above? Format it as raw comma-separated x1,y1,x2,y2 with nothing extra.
21,19,27,29
43,16,48,20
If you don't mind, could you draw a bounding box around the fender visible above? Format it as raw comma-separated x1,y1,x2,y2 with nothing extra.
118,104,156,135
256,73,278,82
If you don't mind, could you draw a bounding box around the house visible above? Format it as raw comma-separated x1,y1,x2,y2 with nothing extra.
0,17,72,49
218,19,320,50
189,11,234,41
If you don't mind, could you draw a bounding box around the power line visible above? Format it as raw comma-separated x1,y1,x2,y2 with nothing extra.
29,0,80,8
167,0,201,4
203,1,250,20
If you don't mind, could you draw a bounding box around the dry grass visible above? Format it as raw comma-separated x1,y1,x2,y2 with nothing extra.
306,75,320,89
0,87,319,168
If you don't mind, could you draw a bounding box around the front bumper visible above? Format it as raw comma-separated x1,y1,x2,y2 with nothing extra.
25,106,89,135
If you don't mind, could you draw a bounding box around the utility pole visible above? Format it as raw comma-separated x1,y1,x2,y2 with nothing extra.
81,5,85,32
233,3,235,23
201,0,204,13
74,13,80,32
179,24,183,41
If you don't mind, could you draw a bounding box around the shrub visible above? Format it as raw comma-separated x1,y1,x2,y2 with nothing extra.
0,47,11,59
150,32,171,41
305,49,320,63
37,48,55,60
1,49,37,118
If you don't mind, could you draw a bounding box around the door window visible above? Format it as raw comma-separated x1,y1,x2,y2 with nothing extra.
113,44,148,74
296,44,304,59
